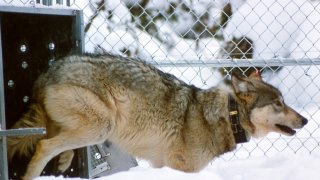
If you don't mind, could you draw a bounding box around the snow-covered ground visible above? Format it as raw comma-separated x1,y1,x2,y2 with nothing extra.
36,152,320,180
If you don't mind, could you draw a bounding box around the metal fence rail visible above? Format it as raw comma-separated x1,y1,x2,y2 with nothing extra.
150,58,320,67
1,0,320,161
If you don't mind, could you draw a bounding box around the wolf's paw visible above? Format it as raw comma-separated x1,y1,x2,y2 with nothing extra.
57,150,74,172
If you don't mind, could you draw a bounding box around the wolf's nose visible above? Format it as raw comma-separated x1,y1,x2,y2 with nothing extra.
301,117,308,126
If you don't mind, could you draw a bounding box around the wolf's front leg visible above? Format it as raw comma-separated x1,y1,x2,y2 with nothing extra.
23,139,59,180
164,141,199,173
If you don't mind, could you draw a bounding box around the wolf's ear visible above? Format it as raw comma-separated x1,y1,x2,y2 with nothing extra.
248,69,262,81
231,74,257,103
231,74,253,93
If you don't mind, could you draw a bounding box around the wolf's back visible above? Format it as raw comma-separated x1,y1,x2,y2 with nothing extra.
7,103,47,161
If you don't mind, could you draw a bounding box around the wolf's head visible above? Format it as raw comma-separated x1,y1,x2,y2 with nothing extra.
231,71,308,137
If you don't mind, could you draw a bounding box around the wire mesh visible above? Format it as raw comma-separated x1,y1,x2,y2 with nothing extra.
2,0,320,160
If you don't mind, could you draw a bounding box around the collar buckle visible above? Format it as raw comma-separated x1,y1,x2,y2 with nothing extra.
229,111,238,116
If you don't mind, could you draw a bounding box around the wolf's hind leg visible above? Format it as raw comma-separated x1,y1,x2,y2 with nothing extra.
57,150,74,172
22,85,117,180
22,129,105,180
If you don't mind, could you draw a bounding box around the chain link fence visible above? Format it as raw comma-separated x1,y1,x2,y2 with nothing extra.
2,0,320,161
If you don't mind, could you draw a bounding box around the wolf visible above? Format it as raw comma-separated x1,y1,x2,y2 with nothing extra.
7,54,308,180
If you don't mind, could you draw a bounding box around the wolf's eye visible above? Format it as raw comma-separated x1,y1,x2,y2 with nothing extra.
272,100,283,112
275,101,281,106
274,100,283,107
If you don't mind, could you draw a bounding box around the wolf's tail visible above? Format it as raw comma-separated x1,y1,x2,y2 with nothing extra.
7,103,47,161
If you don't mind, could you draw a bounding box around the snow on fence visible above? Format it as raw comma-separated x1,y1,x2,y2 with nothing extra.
2,0,320,160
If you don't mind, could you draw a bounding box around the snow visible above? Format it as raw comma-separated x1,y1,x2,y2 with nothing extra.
35,152,320,180
289,2,320,59
146,0,170,10
223,0,320,59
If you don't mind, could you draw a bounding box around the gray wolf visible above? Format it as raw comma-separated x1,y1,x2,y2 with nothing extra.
7,54,308,179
